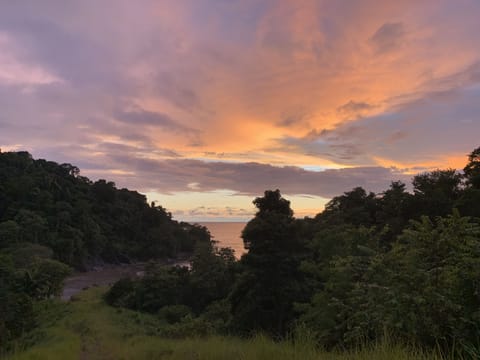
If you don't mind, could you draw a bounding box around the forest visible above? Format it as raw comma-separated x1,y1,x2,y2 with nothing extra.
0,151,210,346
2,146,480,357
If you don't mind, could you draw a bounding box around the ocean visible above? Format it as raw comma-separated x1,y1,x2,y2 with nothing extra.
199,222,247,258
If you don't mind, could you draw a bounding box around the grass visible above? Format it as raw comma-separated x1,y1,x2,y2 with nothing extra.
4,287,449,360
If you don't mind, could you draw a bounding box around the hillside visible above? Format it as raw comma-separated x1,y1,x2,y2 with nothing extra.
0,151,210,347
5,287,444,360
0,151,210,269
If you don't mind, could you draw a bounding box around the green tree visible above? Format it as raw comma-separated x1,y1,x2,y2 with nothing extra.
411,169,462,218
376,212,480,348
6,243,53,269
456,147,480,218
0,220,20,248
376,181,412,248
91,179,116,203
229,190,307,336
297,226,380,347
189,243,236,313
14,209,47,243
464,146,480,189
0,254,36,344
317,187,378,227
299,212,480,351
28,259,72,299
115,264,192,314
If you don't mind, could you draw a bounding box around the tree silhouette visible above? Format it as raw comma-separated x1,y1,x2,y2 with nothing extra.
464,146,480,189
230,190,307,336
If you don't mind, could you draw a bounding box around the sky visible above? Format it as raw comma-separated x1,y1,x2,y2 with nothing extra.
1,0,480,221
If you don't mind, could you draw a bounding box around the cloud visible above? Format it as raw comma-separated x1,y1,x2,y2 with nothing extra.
76,152,411,199
0,32,62,87
1,0,480,219
1,0,479,162
276,109,311,128
154,72,200,111
113,107,199,135
95,142,182,159
277,75,480,168
337,101,376,116
179,206,253,218
369,22,405,53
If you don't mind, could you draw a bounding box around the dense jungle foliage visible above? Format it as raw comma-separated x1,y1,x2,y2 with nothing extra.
106,146,480,357
3,287,453,360
0,150,210,347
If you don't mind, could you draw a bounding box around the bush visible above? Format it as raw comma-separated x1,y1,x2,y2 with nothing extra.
158,304,193,324
104,277,135,307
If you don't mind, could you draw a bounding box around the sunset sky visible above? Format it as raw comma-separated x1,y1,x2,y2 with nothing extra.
1,1,480,221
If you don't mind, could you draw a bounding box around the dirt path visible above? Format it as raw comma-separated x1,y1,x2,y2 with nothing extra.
61,264,145,300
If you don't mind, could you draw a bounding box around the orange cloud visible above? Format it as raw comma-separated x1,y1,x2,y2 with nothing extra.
123,0,480,173
2,0,480,220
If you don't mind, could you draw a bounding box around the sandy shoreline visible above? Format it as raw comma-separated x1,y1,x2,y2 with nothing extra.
61,260,191,300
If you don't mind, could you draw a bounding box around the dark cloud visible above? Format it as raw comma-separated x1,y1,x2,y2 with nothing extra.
369,22,405,53
276,109,310,128
203,151,225,158
387,131,408,143
155,72,200,111
83,153,411,198
33,142,408,200
24,141,406,199
95,142,182,158
277,116,301,128
113,108,198,135
337,100,376,115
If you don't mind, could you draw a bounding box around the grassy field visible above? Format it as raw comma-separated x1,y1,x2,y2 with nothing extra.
4,287,448,360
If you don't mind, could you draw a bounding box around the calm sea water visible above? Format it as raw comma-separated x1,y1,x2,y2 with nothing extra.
199,222,247,258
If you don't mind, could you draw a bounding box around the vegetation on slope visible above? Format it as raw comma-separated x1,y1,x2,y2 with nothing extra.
5,287,447,360
105,146,480,357
0,150,210,347
0,151,210,268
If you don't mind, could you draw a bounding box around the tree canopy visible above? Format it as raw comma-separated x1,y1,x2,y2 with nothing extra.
0,151,210,269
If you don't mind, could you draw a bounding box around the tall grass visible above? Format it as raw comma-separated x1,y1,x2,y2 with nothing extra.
5,287,453,360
